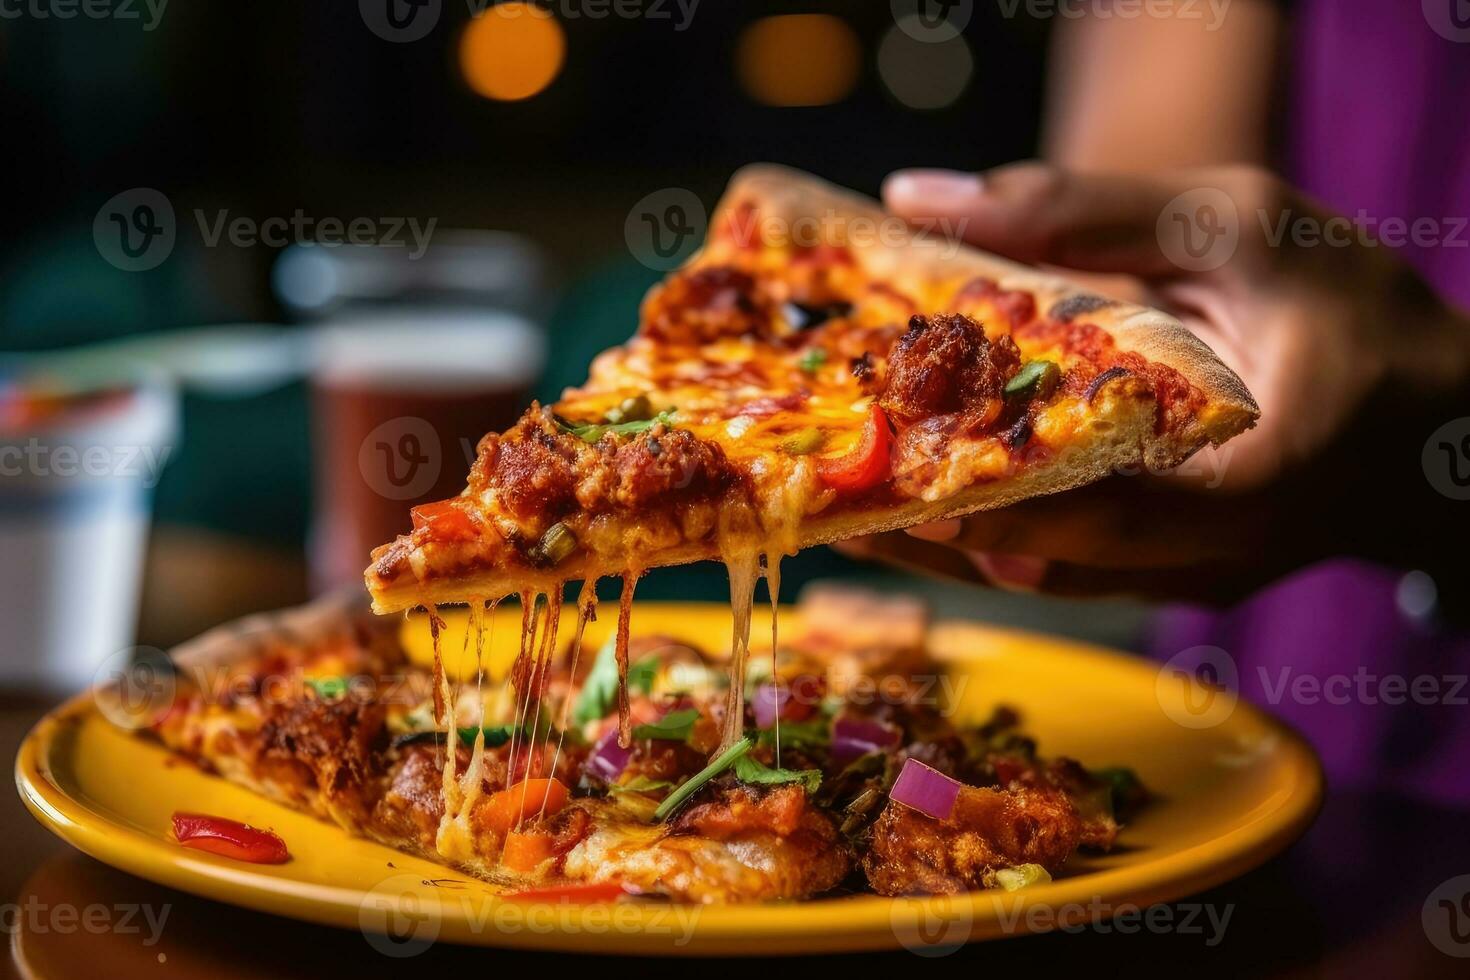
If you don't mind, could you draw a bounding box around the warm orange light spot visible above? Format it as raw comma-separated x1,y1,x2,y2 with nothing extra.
459,3,566,102
736,14,860,108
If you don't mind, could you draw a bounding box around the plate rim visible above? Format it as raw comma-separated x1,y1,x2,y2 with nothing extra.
14,604,1325,956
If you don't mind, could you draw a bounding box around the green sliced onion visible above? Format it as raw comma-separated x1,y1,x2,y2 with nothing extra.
797,348,828,374
556,410,676,444
994,864,1052,891
654,737,752,822
608,776,673,795
530,522,578,567
780,427,827,455
1004,360,1061,399
604,394,653,425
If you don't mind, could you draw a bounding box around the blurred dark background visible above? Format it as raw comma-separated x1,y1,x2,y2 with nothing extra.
3,1,1117,655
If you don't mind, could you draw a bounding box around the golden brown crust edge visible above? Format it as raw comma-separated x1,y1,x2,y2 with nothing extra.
369,412,1173,613
716,163,1260,443
367,165,1261,613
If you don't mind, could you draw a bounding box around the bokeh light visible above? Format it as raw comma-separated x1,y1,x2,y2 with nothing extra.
877,21,973,111
459,3,567,102
736,15,860,108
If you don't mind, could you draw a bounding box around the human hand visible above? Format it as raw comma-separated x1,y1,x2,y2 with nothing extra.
838,163,1470,602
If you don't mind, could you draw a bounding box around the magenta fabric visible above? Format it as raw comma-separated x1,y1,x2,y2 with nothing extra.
1149,1,1470,807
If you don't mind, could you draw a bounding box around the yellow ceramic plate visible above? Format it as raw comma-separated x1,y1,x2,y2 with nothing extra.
16,603,1322,956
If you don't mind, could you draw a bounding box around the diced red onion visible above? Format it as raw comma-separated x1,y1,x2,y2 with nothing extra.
752,684,791,729
752,677,822,729
587,730,632,782
831,716,901,767
890,758,962,820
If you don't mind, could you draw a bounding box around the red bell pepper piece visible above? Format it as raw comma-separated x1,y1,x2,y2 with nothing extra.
816,403,893,492
410,500,477,542
171,812,290,864
503,881,634,903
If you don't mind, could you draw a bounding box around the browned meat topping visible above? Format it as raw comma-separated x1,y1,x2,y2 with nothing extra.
609,426,734,510
879,313,1022,428
640,266,773,345
863,783,1083,896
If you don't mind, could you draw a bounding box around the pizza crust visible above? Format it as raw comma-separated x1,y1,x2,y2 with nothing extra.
367,398,1165,613
367,165,1259,613
715,164,1259,445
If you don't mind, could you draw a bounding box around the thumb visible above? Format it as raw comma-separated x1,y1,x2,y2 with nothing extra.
882,161,1228,278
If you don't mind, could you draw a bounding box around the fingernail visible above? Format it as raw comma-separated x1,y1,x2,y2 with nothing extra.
905,519,961,543
883,170,984,207
971,553,1048,592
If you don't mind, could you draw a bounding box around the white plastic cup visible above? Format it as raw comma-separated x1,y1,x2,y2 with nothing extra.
0,379,178,692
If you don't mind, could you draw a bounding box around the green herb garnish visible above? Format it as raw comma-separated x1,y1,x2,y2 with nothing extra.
754,719,830,749
305,676,348,700
780,427,826,455
608,776,674,795
1094,766,1142,810
733,754,822,794
633,708,701,742
572,636,659,726
456,717,574,748
556,410,677,444
797,348,828,374
654,737,752,822
1004,360,1061,399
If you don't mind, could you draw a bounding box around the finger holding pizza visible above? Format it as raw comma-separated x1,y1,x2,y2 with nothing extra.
847,162,1470,603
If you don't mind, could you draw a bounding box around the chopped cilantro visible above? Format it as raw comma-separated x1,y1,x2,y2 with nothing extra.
733,754,822,794
633,708,701,741
572,636,659,726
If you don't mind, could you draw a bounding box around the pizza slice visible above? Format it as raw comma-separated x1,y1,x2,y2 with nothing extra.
135,589,1138,902
365,165,1257,744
